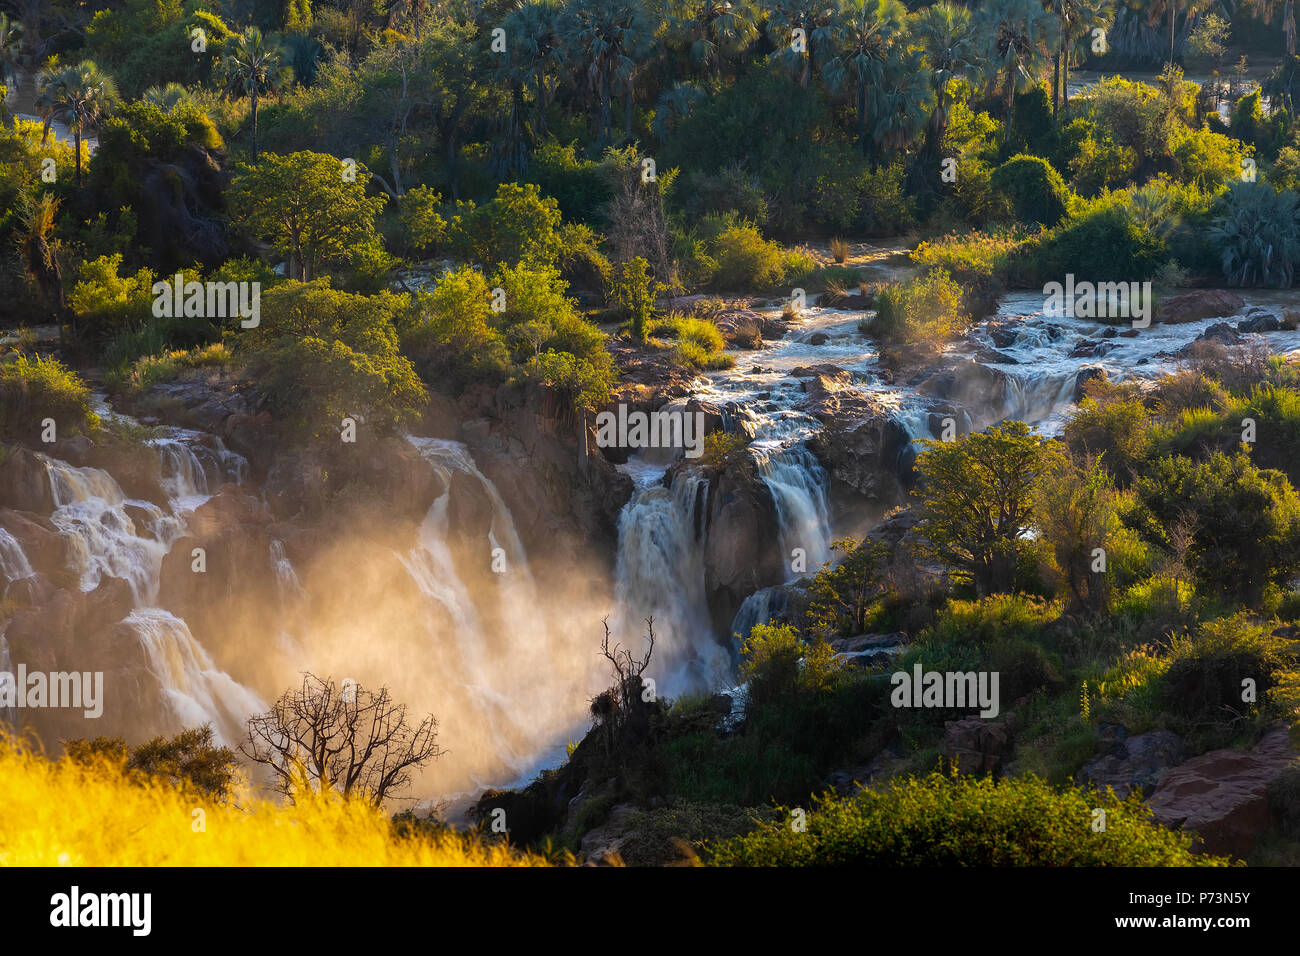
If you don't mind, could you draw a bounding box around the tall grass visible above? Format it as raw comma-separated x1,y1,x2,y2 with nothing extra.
0,740,547,866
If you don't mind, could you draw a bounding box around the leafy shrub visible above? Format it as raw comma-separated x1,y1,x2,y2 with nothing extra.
447,182,563,268
990,155,1070,227
709,223,807,291
524,349,616,410
402,266,511,387
0,354,99,443
864,268,967,346
1131,452,1300,605
707,769,1226,865
1160,614,1299,730
740,623,841,717
242,281,428,438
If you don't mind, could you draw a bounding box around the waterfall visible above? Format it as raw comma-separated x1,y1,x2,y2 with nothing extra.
400,436,576,783
611,467,727,692
755,444,832,578
148,431,248,506
33,442,262,744
996,369,1079,427
729,585,787,648
0,529,35,583
128,609,266,747
42,456,177,603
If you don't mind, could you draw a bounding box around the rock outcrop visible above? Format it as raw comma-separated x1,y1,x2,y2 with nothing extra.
1146,723,1298,857
1156,290,1246,325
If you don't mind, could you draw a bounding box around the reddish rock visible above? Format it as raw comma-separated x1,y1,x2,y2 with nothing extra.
1156,290,1245,325
1146,723,1297,857
943,713,1018,774
713,309,765,349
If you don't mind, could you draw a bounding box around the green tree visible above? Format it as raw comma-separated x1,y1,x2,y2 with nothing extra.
670,0,757,77
914,420,1055,596
609,255,661,341
1033,452,1129,615
36,60,119,186
1046,0,1113,117
765,0,840,90
558,0,655,145
64,727,239,802
230,151,387,282
817,0,906,153
805,537,889,635
243,281,428,437
221,26,285,162
447,182,563,268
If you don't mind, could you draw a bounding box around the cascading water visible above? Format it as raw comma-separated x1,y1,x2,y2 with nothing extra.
400,436,596,789
755,444,832,577
33,433,262,747
43,457,177,603
611,464,727,692
129,608,265,746
0,529,35,584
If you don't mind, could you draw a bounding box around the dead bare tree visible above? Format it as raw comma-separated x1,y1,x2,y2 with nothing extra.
241,673,443,806
603,169,675,290
591,617,656,753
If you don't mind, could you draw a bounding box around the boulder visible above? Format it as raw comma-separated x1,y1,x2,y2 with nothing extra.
713,309,765,349
1069,339,1117,359
1078,729,1184,798
0,448,55,514
1146,722,1298,856
943,712,1018,775
808,332,830,346
1197,322,1243,346
988,323,1019,349
1238,311,1282,334
1073,366,1109,402
1156,290,1246,325
806,401,914,504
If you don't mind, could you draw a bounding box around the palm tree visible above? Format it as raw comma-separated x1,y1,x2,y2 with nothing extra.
671,0,757,77
870,45,932,158
0,13,22,124
221,26,285,163
16,192,66,323
1209,182,1300,288
1047,0,1113,117
818,0,907,153
914,1,983,156
35,61,119,187
652,80,706,138
1248,0,1297,58
1146,0,1214,68
981,0,1058,141
766,0,843,90
506,0,567,140
142,82,197,112
558,0,655,146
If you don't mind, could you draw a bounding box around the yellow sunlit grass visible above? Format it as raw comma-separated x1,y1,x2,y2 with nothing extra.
0,740,548,867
